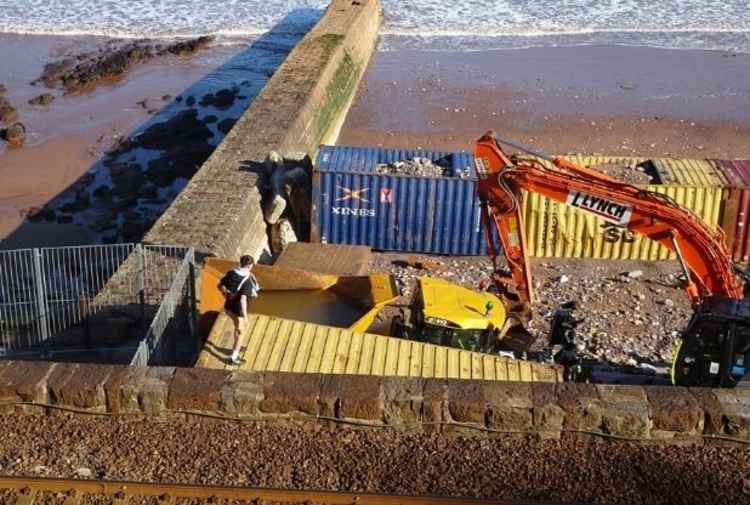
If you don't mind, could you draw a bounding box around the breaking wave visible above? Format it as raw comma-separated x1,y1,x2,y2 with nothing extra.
1,0,749,52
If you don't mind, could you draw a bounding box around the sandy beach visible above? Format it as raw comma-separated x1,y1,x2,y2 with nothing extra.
340,45,750,158
2,37,750,249
0,34,247,246
0,28,300,248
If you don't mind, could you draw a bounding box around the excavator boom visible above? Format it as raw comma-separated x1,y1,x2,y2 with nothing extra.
474,131,742,306
473,131,749,387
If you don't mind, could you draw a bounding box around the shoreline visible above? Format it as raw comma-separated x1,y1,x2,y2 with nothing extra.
0,31,293,247
2,39,750,248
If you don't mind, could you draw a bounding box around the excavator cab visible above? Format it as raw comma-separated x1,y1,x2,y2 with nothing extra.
673,297,750,387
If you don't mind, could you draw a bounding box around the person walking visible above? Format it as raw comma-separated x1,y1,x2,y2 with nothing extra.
218,254,259,364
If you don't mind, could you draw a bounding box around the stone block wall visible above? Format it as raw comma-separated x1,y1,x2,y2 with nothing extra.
1,361,749,444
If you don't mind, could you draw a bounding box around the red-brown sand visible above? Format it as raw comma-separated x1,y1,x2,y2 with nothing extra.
3,41,750,247
339,46,750,158
0,33,240,246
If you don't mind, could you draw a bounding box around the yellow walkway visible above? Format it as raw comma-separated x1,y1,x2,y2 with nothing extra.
197,313,562,383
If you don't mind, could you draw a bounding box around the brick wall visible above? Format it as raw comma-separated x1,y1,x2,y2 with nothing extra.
1,361,749,444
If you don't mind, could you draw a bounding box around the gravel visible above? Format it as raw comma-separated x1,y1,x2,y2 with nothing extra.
7,490,251,504
0,416,747,505
589,161,655,185
369,253,691,378
375,158,449,177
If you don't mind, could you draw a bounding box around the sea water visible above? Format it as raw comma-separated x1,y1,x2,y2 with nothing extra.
0,0,749,53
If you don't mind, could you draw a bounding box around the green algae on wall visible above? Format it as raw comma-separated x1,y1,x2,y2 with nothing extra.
316,50,361,144
319,33,345,61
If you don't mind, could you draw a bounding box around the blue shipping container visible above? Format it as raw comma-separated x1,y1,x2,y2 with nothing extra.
312,145,489,255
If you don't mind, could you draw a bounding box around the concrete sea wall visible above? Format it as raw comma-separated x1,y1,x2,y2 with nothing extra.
144,0,382,261
89,0,382,348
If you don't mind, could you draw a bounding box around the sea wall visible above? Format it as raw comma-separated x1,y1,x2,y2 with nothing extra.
1,361,749,444
143,0,382,261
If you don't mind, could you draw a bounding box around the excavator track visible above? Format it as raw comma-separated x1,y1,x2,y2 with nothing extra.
0,476,555,505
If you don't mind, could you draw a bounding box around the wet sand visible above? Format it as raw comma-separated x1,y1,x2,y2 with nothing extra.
339,45,750,158
3,40,750,248
0,33,246,247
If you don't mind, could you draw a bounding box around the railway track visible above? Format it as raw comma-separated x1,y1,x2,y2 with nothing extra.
0,476,556,505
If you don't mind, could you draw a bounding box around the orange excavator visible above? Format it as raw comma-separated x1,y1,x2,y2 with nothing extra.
474,131,750,388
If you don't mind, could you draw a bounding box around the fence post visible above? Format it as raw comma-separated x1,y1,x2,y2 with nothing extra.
32,248,49,344
187,249,198,355
136,244,146,332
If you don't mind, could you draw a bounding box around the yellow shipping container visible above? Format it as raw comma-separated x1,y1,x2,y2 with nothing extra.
197,313,563,383
519,156,728,260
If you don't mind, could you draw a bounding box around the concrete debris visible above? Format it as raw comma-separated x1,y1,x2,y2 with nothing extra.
264,194,287,225
375,157,448,177
370,253,691,375
270,218,297,255
262,150,313,243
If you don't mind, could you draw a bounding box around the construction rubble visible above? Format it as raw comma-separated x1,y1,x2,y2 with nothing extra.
589,161,655,184
375,157,449,177
369,252,691,377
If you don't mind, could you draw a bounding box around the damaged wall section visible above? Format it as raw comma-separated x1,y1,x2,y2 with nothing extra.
143,0,382,261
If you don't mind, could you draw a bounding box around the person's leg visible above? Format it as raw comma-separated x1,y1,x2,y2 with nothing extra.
225,311,243,363
230,316,245,363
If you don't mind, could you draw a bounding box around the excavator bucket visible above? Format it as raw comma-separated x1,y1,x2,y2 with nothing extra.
199,257,399,334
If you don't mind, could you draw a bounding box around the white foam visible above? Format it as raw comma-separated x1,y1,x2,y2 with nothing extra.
1,0,749,52
380,27,750,38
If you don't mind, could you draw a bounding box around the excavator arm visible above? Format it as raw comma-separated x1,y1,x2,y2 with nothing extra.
474,131,742,308
474,131,750,387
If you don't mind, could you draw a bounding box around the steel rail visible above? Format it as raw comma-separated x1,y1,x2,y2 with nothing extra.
0,475,557,505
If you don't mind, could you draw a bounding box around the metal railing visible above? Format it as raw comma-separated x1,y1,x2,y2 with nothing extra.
130,248,196,366
0,243,196,365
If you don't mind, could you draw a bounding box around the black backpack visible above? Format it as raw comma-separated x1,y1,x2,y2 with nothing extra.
221,270,250,300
